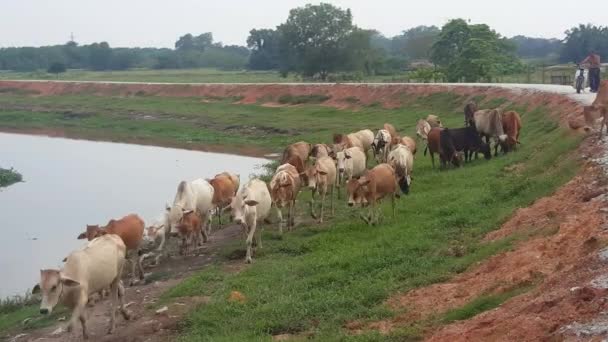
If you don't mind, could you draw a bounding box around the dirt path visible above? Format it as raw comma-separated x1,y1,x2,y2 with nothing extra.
8,223,245,342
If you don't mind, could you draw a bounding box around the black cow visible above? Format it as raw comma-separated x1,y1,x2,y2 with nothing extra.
447,126,492,162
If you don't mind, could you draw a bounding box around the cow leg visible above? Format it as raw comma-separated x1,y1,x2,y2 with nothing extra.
494,140,499,157
118,281,130,320
136,251,144,280
245,221,256,263
79,311,88,340
319,189,326,223
289,200,296,228
68,289,87,338
108,278,119,335
309,190,317,219
330,184,334,217
217,207,222,229
276,207,284,234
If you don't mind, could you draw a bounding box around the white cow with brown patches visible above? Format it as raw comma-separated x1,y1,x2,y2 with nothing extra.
304,156,337,223
269,163,301,233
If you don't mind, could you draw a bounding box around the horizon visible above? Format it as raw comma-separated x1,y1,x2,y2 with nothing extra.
1,0,605,49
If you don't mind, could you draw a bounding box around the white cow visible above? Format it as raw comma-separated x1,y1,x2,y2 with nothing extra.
373,129,392,162
335,147,366,199
388,144,414,195
33,234,129,339
167,179,214,243
352,129,375,153
228,178,272,263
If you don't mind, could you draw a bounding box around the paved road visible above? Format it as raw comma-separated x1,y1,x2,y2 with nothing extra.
1,79,598,105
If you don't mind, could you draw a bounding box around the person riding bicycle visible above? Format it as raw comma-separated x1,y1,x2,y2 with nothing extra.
581,51,601,93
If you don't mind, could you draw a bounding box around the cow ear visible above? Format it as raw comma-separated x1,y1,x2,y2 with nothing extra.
77,232,86,240
60,275,80,287
245,200,259,206
32,284,40,294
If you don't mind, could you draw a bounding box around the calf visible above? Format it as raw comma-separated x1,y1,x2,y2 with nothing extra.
501,111,522,152
34,234,130,339
304,156,337,223
388,144,414,195
78,214,145,285
464,101,478,127
425,128,462,169
208,172,240,229
346,164,398,225
372,129,392,162
175,209,203,255
335,147,366,199
269,163,301,233
228,179,272,263
447,126,491,162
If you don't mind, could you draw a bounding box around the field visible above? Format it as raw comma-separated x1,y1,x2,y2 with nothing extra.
0,85,583,340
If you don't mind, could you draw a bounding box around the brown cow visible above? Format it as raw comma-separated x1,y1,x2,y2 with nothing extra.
269,163,302,233
583,80,608,137
175,209,203,255
208,173,240,229
391,136,416,155
424,127,462,169
78,214,145,284
346,164,398,225
281,141,312,165
501,111,522,152
464,101,478,127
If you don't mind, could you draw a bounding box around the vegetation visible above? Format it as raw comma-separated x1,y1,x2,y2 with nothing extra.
0,167,22,187
561,24,608,63
0,90,580,339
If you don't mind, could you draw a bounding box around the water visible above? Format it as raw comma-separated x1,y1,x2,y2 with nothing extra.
0,132,268,298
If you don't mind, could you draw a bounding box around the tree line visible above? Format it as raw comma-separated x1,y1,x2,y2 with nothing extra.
1,3,607,82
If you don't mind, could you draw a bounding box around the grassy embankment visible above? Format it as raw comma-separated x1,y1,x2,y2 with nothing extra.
0,89,581,340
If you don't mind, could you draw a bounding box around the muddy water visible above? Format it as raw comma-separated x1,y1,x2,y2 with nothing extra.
0,132,267,298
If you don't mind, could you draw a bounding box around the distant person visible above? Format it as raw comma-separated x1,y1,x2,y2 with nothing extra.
581,51,601,93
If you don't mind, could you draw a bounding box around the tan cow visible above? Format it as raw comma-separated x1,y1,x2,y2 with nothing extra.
175,209,203,255
208,172,240,229
346,164,398,225
33,234,130,339
391,135,417,155
311,144,333,159
426,114,443,128
281,141,312,165
333,129,374,154
304,156,337,223
582,80,608,137
269,163,301,233
78,214,145,285
416,119,432,141
384,123,398,140
335,147,367,199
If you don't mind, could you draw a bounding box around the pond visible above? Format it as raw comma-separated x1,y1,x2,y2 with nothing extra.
0,132,268,298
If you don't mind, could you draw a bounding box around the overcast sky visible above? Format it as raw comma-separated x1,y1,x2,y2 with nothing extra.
1,0,605,48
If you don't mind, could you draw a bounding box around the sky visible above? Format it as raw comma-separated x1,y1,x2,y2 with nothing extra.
1,0,606,48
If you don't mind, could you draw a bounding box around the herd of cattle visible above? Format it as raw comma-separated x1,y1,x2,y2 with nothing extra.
30,101,522,339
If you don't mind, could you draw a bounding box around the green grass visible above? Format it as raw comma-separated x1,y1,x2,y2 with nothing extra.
0,91,582,340
0,167,22,187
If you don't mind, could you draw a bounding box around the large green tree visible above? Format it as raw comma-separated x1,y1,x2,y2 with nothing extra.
247,29,281,70
430,19,522,82
175,32,214,51
560,24,608,63
277,3,367,80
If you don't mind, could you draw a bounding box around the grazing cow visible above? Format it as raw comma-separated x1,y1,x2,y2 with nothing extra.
447,126,492,162
281,141,312,165
474,108,507,156
372,129,392,162
425,128,462,169
269,163,301,233
501,111,522,152
464,101,478,127
426,114,443,128
391,136,417,155
335,147,366,199
78,214,145,285
228,179,272,263
304,156,337,223
208,172,240,229
166,179,214,243
346,164,398,225
388,144,414,195
174,209,203,255
311,144,333,159
416,119,432,141
33,234,130,339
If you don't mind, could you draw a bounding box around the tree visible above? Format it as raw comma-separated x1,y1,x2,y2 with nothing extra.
277,3,358,80
430,19,522,82
510,35,562,59
247,29,281,70
560,24,608,63
87,42,113,70
391,26,440,59
47,62,66,76
175,32,214,51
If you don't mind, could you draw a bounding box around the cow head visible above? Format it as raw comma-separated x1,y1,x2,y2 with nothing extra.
33,269,79,315
346,177,370,207
305,164,329,191
336,150,352,175
77,225,107,241
229,190,259,226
